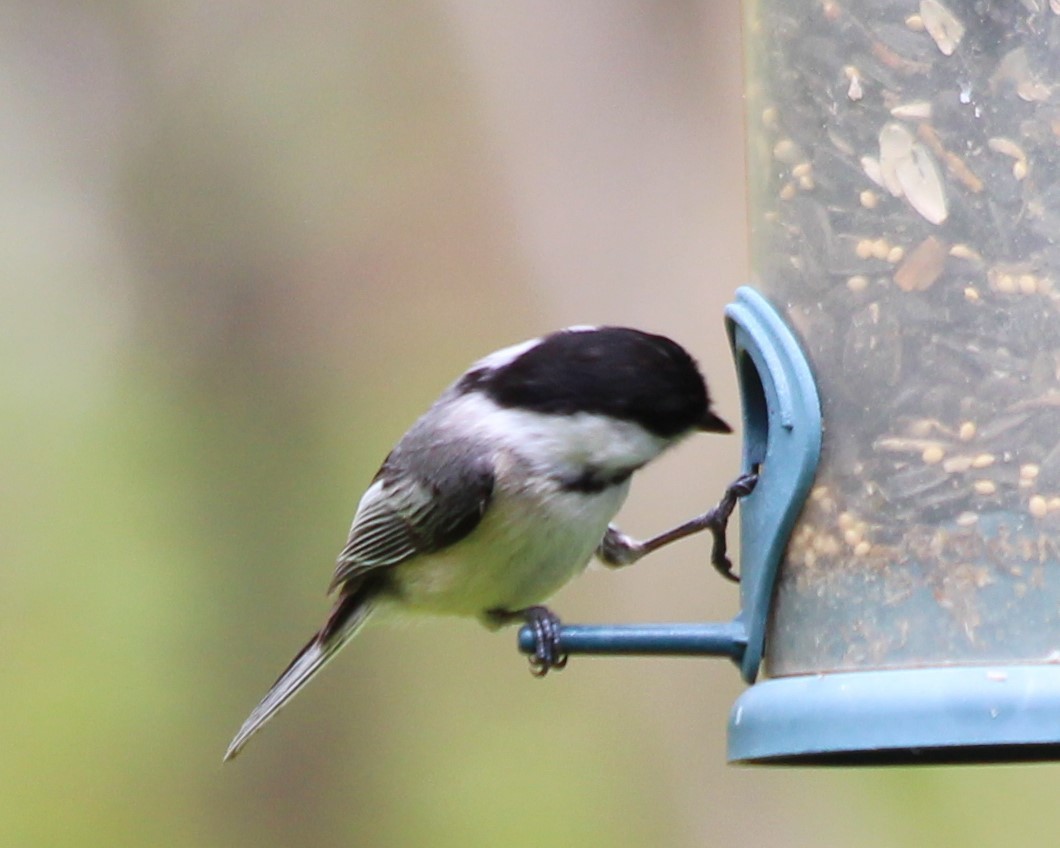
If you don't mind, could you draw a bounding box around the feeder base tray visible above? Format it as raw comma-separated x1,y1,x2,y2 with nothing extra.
728,664,1060,765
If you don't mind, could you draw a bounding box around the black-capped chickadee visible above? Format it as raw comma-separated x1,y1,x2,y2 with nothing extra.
225,326,735,761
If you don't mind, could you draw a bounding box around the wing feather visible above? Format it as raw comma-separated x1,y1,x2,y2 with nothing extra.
328,455,494,592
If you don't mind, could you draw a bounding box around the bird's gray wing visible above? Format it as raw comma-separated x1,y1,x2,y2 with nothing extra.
328,452,494,592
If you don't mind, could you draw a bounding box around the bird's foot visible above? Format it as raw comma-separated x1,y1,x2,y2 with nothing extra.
487,605,568,677
596,469,759,582
705,470,759,582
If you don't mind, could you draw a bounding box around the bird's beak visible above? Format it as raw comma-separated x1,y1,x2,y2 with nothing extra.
699,410,732,434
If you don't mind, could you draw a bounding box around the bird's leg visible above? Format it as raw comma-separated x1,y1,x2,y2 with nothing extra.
596,470,759,582
485,605,568,677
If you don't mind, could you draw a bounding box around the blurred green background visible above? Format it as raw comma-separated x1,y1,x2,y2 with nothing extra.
6,2,1060,847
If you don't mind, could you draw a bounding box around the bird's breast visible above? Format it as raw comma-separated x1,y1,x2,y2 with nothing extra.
390,473,629,617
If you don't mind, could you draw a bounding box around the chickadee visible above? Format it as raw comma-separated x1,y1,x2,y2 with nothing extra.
225,326,733,761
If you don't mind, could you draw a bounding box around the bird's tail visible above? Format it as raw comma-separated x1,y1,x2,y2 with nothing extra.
224,579,378,761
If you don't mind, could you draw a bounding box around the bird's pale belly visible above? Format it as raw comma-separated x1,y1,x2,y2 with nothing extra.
391,482,628,617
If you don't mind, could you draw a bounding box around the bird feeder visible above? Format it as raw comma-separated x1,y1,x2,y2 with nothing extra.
522,0,1060,765
729,0,1060,764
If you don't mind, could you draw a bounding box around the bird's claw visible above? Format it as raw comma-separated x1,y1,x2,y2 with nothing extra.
729,471,759,499
713,557,740,584
707,470,759,583
521,606,568,677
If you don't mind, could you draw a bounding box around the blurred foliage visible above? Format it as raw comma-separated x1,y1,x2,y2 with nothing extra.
5,3,1060,848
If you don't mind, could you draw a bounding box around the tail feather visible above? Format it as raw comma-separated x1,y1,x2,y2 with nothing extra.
224,584,377,761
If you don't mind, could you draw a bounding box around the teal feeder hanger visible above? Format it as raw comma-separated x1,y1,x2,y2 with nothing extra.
518,284,822,681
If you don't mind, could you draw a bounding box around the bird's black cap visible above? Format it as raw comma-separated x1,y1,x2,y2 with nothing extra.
463,326,728,439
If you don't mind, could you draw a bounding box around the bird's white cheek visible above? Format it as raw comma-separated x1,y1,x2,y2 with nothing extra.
506,412,669,472
444,393,670,474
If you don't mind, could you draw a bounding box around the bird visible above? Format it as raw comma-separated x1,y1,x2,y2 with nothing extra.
224,325,735,761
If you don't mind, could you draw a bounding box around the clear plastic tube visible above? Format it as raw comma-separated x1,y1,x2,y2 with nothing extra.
744,0,1060,675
